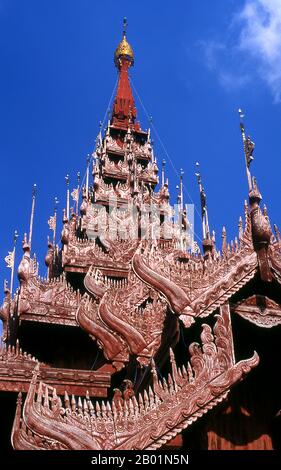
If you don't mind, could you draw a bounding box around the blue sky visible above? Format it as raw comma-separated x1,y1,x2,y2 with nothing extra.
1,0,281,325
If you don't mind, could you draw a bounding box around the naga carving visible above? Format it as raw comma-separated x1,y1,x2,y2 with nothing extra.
11,305,259,450
78,269,168,369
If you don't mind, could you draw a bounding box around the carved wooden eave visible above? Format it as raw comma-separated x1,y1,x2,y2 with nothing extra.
102,156,158,184
62,233,136,274
0,289,11,341
232,294,281,328
0,342,111,396
132,207,258,323
11,392,67,450
268,241,281,285
77,271,168,371
18,274,79,326
11,304,259,450
53,206,263,373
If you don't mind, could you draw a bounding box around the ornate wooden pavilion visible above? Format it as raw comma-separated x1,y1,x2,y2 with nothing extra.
0,21,280,450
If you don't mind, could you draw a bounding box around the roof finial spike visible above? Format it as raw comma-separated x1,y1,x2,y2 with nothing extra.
85,154,91,200
48,197,58,246
238,108,254,191
161,159,166,186
114,19,134,69
65,175,70,220
195,162,210,240
263,204,268,218
180,168,184,211
4,229,19,294
123,17,128,37
238,216,243,240
222,226,227,255
28,184,37,251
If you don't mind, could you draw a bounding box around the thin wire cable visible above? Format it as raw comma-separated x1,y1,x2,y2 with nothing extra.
130,78,203,243
100,76,118,130
156,364,163,380
74,77,119,201
91,350,99,370
133,366,138,386
180,323,188,348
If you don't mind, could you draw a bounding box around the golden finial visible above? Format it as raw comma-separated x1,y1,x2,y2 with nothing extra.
114,17,134,67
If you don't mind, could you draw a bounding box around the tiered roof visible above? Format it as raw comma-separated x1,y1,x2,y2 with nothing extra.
0,20,281,451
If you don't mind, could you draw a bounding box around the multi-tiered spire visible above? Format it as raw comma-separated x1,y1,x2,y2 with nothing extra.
112,18,137,130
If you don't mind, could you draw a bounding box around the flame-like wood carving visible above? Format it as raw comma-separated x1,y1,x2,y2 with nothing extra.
12,304,259,450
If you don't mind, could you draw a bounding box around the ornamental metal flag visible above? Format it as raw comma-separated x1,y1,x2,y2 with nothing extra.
4,250,14,269
71,188,79,203
47,214,56,231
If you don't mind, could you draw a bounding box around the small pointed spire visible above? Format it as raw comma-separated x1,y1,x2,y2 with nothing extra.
88,399,95,415
112,19,136,128
96,401,101,416
274,224,281,242
71,394,76,412
28,184,37,251
187,362,194,382
169,348,179,389
47,197,58,248
73,172,81,216
222,226,227,255
106,401,112,414
77,396,82,413
181,364,188,378
180,168,184,211
86,155,91,199
64,391,70,409
65,175,70,220
17,233,31,283
143,389,149,408
138,393,144,408
123,17,128,36
161,159,166,186
238,216,243,240
238,108,254,191
263,204,269,220
195,162,210,240
83,398,89,415
5,229,18,294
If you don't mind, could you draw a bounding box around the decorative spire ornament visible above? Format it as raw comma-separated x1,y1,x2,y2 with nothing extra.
48,197,59,245
28,184,37,251
112,18,137,129
195,162,210,240
71,172,80,216
114,17,134,67
161,159,166,186
180,169,184,211
4,230,19,294
86,155,90,199
238,108,255,191
65,175,70,220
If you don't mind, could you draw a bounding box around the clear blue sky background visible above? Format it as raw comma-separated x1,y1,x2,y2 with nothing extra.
1,0,281,333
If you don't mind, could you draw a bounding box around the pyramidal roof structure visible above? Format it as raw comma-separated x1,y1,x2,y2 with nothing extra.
0,20,281,451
